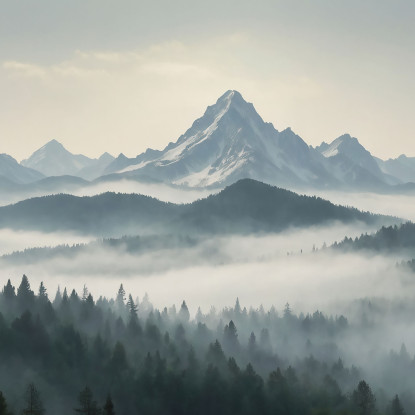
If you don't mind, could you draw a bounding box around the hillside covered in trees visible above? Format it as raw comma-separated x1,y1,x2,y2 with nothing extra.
0,274,412,415
0,179,393,236
332,222,415,252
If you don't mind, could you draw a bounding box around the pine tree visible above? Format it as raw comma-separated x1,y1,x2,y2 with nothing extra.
75,387,100,415
53,286,62,307
82,285,89,302
103,395,115,415
248,332,257,354
3,279,15,300
17,275,35,311
390,395,405,415
179,300,190,322
126,295,141,336
116,284,125,307
234,297,241,315
23,383,44,415
0,391,11,415
352,380,376,415
38,282,48,300
223,320,239,353
126,295,137,317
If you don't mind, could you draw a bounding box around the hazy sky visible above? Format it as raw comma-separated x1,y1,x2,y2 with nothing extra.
1,0,414,161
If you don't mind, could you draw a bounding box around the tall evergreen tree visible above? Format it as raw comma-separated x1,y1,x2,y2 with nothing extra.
53,286,62,307
116,285,125,308
17,275,35,311
75,387,100,415
352,380,376,415
82,285,89,302
0,391,11,415
389,395,405,415
102,395,115,415
179,300,190,322
23,383,44,415
3,279,15,300
126,295,137,317
38,282,48,300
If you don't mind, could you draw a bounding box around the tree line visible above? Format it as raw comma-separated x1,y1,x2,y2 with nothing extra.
0,275,410,414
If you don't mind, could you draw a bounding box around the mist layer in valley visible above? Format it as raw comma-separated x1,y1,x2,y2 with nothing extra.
1,180,415,414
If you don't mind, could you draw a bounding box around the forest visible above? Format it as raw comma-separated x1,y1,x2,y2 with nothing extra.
0,275,411,415
0,179,393,237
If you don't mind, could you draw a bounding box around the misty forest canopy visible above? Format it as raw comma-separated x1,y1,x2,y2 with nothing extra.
0,179,392,236
0,274,412,415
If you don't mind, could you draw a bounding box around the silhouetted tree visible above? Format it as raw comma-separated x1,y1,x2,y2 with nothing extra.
0,391,11,415
126,295,137,317
3,279,15,300
17,275,35,311
116,284,125,309
248,332,257,354
23,383,44,415
53,286,62,307
352,380,376,415
389,395,405,415
223,320,239,353
179,300,190,323
102,395,115,415
38,282,47,300
82,285,89,302
75,387,100,415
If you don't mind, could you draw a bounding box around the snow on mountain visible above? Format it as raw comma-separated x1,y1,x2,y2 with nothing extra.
15,93,413,192
112,90,335,188
0,153,44,184
21,140,114,179
316,134,400,187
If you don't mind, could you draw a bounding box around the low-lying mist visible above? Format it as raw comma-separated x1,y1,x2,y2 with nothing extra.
1,222,412,317
0,179,216,207
0,228,96,256
302,189,415,222
1,217,415,412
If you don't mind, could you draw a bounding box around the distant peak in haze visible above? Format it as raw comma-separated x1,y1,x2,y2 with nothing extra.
218,89,243,102
41,139,66,151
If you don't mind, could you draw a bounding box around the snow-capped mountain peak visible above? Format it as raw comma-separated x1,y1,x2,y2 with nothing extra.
110,90,335,188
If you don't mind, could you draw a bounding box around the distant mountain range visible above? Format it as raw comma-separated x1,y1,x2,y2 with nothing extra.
0,179,392,237
2,90,415,192
20,139,114,180
0,153,44,184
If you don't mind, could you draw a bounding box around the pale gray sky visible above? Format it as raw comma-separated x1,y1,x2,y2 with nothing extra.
1,0,414,160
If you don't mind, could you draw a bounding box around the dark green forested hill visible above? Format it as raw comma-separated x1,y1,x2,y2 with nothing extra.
0,179,391,236
181,179,386,233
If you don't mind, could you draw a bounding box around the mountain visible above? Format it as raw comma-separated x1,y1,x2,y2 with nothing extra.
77,152,116,180
315,134,400,188
0,153,44,184
9,92,415,192
375,154,415,184
0,179,392,236
106,91,335,189
21,139,114,179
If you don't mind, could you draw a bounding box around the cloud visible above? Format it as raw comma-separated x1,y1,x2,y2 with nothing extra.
3,61,47,79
